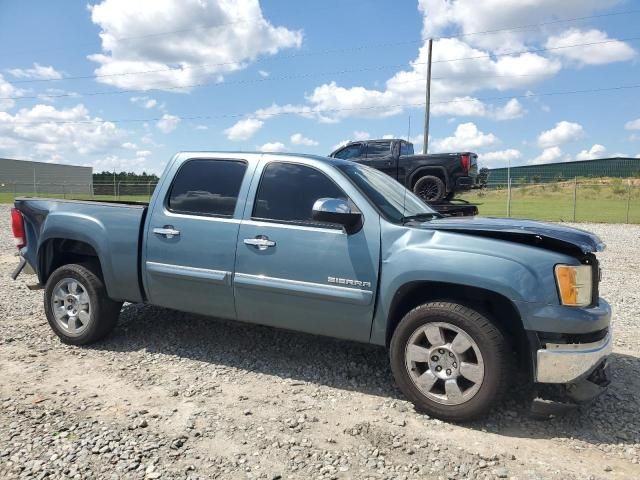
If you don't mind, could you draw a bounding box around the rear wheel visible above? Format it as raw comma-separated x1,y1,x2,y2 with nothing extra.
44,263,122,345
390,302,508,421
413,175,445,202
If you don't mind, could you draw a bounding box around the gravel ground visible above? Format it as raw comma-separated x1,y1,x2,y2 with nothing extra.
1,203,639,480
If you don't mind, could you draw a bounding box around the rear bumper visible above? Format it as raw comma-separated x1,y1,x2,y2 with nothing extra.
454,176,474,190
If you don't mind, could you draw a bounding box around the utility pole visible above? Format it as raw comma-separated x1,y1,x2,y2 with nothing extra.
422,38,433,155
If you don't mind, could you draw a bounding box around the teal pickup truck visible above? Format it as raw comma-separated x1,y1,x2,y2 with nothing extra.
11,152,612,421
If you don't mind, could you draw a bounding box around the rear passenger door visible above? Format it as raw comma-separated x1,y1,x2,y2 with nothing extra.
233,160,380,342
144,158,250,319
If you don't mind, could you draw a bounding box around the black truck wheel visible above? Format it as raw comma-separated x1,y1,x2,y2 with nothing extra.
390,302,508,421
413,175,445,202
44,263,122,345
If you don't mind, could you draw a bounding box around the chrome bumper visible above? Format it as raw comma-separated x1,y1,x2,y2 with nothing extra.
535,330,613,383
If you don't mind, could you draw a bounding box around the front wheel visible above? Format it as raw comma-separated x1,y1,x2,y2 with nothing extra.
390,302,508,421
44,263,122,345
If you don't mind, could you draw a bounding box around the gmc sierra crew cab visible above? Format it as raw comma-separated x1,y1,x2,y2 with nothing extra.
329,138,479,202
11,152,611,421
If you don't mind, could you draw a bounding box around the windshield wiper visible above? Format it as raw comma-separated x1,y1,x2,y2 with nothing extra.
401,212,441,223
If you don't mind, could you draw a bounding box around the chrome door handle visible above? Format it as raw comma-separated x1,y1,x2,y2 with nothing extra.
153,226,180,238
244,236,276,251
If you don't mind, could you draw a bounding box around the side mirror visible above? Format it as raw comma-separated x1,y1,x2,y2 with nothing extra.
312,198,362,234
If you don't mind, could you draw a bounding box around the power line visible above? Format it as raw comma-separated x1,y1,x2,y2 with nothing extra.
3,6,638,60
0,70,559,102
6,35,639,86
9,83,640,126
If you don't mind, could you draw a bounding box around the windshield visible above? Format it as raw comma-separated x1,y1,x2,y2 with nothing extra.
337,163,437,223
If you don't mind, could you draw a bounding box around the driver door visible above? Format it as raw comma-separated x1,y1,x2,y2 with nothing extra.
233,160,380,342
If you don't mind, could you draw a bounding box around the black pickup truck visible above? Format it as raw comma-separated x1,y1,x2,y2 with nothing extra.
329,138,479,202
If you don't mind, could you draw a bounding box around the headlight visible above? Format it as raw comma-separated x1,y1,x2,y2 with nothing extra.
554,264,592,307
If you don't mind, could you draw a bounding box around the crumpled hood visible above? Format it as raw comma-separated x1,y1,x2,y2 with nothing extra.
414,216,605,254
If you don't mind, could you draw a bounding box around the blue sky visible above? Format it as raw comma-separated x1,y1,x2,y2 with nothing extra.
0,0,639,174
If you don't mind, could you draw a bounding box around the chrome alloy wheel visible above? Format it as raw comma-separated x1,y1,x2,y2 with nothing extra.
51,278,92,337
404,322,485,405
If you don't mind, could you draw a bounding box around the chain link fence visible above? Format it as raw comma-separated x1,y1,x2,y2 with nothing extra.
461,177,640,224
2,178,640,224
0,182,158,202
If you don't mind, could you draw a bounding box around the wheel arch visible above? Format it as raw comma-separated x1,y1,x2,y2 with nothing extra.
385,280,532,375
409,166,449,191
38,238,103,286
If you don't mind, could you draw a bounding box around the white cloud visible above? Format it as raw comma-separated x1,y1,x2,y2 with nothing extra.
290,133,318,146
131,96,157,109
0,104,127,162
0,74,24,110
537,121,584,148
195,124,209,130
353,131,370,141
93,152,163,174
122,142,138,150
7,63,63,80
431,97,526,120
530,146,564,164
432,122,497,151
545,29,635,66
156,113,180,133
87,0,302,91
479,149,522,167
136,150,152,157
418,0,620,52
625,118,640,130
258,141,286,152
492,99,526,120
576,144,606,160
258,70,270,78
224,117,264,141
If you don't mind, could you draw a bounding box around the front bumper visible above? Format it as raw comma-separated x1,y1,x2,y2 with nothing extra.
535,329,613,383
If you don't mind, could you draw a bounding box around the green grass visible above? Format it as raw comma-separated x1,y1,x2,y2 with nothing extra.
3,179,640,224
459,181,640,224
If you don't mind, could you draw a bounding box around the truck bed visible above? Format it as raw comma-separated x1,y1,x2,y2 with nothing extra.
14,197,147,303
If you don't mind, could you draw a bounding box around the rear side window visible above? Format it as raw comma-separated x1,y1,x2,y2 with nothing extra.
334,144,362,159
168,159,247,216
365,141,391,157
253,162,347,224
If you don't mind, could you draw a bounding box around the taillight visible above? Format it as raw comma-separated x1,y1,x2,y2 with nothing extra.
460,154,470,172
11,208,26,249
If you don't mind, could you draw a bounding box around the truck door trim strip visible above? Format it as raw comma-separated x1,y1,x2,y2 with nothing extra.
146,261,230,284
233,272,373,305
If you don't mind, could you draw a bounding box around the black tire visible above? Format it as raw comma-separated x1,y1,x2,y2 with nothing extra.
44,263,122,345
390,302,508,421
413,175,446,202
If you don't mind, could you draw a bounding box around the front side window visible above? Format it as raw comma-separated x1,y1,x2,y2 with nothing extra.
253,162,348,224
365,141,391,158
400,142,413,156
334,144,363,160
168,159,247,216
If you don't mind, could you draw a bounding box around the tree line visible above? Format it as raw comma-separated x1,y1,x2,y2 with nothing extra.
93,171,159,184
